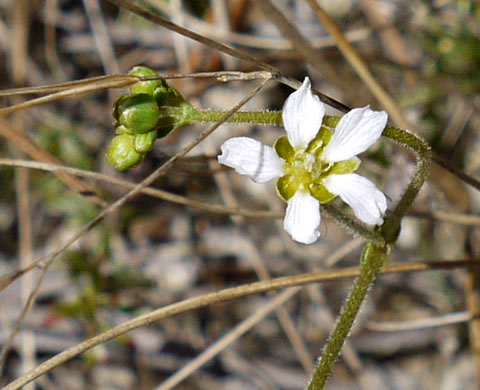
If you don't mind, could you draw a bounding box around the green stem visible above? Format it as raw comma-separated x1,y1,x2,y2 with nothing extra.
188,108,431,389
192,108,283,126
381,126,431,243
306,117,430,389
308,241,391,389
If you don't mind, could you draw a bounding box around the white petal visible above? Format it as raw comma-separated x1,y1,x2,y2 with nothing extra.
218,137,284,183
322,106,388,162
284,191,321,244
323,173,387,225
282,77,325,149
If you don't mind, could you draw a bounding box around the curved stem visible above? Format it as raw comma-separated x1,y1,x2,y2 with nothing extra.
188,107,431,390
306,118,430,389
323,115,432,243
381,126,431,243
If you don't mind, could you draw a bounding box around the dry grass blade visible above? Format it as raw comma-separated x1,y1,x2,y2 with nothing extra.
151,0,370,50
156,287,302,390
0,74,136,96
3,258,479,390
0,118,106,207
305,0,412,130
366,311,471,332
0,158,284,218
104,0,350,112
0,76,137,116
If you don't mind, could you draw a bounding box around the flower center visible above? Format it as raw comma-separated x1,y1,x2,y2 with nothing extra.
284,150,331,188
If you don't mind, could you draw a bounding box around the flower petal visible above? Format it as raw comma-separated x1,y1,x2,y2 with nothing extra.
323,173,387,225
284,191,321,244
218,137,284,183
322,106,387,162
282,77,325,149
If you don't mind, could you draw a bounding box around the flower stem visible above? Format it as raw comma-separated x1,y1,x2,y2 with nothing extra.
308,241,391,390
189,108,430,389
381,126,431,243
306,116,430,390
191,108,283,126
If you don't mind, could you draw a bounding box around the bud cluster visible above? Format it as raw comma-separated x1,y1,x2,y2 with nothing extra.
107,66,195,171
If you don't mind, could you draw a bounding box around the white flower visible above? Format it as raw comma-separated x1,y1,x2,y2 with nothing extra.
218,77,388,244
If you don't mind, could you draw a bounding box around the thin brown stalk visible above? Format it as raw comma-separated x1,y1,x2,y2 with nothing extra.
0,118,107,207
150,0,370,50
254,1,338,82
0,158,283,219
82,0,120,74
432,153,480,193
0,82,271,385
4,258,480,390
366,311,471,332
305,0,412,130
0,76,137,116
104,0,350,112
156,287,302,390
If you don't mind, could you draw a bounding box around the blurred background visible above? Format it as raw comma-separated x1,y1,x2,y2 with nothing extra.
0,0,480,389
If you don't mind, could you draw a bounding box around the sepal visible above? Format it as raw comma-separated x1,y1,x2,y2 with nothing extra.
134,130,157,153
309,182,336,204
274,136,295,161
276,175,301,201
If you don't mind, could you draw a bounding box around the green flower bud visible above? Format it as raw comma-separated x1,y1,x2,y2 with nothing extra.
115,124,134,135
128,66,163,96
107,134,146,171
114,66,199,140
134,130,157,153
114,93,160,134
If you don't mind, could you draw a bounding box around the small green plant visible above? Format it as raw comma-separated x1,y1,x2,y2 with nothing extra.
105,66,431,389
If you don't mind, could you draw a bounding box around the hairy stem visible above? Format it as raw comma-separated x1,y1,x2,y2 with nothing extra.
306,117,430,389
381,126,431,242
308,242,391,389
192,108,283,126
